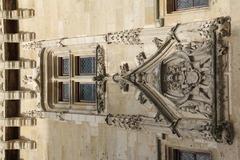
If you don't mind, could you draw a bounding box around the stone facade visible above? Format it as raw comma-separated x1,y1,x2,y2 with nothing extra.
0,0,239,160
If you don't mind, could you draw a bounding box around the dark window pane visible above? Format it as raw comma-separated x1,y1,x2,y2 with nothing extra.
79,84,96,103
180,152,195,160
62,83,70,101
194,0,208,6
79,57,96,74
196,153,211,160
59,83,70,102
176,0,193,9
62,58,70,75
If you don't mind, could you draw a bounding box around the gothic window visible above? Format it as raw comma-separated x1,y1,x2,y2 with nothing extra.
169,149,211,160
75,56,96,75
55,55,96,104
174,0,208,10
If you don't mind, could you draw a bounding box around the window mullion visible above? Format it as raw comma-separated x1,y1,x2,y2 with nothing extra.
70,54,73,106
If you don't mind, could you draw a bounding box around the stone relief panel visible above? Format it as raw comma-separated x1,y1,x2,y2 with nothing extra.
111,17,233,144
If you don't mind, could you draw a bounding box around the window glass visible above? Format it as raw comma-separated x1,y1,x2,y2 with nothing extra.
79,57,96,74
56,55,97,105
62,58,70,75
173,149,211,160
79,84,96,103
176,0,193,9
59,83,70,102
58,57,70,76
196,153,211,160
194,0,208,6
180,152,195,160
175,0,208,10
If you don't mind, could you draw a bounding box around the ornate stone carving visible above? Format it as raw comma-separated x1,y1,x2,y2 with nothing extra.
136,52,147,65
198,16,231,40
105,28,143,45
94,45,108,113
22,67,41,93
137,92,147,104
112,17,233,144
105,114,143,130
22,110,44,119
152,37,163,49
211,121,234,145
22,40,43,50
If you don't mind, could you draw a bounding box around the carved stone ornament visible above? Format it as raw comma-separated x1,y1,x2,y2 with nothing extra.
94,45,108,113
105,114,143,130
105,28,143,45
22,67,41,93
112,17,234,144
136,52,147,65
22,40,43,50
22,110,44,119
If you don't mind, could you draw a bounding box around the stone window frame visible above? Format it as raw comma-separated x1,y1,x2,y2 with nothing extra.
167,0,209,13
41,43,107,113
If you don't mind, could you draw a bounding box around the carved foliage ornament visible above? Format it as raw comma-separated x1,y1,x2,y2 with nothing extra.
105,28,143,45
94,45,108,113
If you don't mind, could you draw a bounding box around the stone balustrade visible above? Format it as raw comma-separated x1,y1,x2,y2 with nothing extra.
2,32,36,43
0,9,34,19
0,117,37,127
0,91,37,100
0,139,36,150
0,59,36,69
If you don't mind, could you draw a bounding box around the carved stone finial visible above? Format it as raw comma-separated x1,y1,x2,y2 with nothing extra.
137,92,147,104
136,52,147,65
152,37,163,49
